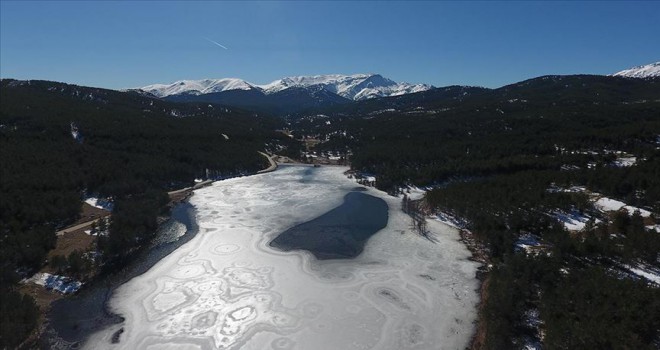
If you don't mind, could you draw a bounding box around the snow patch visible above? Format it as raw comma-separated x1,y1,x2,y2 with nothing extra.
612,156,637,167
551,210,600,231
594,197,651,217
25,272,82,294
84,197,114,211
623,263,660,285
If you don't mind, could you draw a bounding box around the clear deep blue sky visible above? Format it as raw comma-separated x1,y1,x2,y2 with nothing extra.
1,1,659,89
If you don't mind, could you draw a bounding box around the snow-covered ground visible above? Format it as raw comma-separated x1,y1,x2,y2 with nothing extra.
24,272,82,294
646,224,660,233
623,263,660,285
548,185,654,223
515,234,550,256
551,210,600,231
84,197,114,211
519,308,543,350
431,212,468,230
611,156,637,167
84,228,108,237
594,197,651,217
84,165,480,350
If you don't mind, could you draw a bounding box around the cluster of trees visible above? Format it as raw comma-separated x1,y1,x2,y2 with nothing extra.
541,267,659,349
0,286,39,348
49,250,93,278
401,195,429,239
0,79,300,348
98,190,168,260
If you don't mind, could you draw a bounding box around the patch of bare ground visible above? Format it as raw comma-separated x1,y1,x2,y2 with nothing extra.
18,283,64,315
458,228,491,350
16,283,62,349
168,189,192,206
75,203,110,226
46,227,97,270
469,274,491,350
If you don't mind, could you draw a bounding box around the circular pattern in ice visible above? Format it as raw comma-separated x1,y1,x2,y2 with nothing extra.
212,243,240,255
85,166,480,350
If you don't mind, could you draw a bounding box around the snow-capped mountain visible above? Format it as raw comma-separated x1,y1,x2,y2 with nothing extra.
138,74,432,101
611,62,660,79
141,78,258,98
258,74,431,100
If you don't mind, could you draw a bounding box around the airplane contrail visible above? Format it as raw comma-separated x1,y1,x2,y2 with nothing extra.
204,37,228,50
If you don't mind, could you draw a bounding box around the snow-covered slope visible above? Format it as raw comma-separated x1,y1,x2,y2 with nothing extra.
139,74,432,101
612,62,660,79
141,78,258,98
258,74,431,100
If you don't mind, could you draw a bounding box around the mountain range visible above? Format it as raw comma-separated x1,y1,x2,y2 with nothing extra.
140,74,431,101
134,63,658,116
136,74,431,115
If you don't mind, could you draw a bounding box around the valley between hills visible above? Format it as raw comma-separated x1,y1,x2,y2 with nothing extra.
2,63,660,349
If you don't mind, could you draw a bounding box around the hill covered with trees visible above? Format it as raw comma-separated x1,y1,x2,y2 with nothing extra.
291,74,660,349
0,79,300,348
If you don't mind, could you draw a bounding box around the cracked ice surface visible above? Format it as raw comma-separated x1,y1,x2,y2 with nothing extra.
84,165,480,350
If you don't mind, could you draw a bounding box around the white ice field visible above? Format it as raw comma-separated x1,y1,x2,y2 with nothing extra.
85,165,480,350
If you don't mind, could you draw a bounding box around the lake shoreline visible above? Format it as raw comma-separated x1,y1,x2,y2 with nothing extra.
85,165,480,349
41,201,199,349
38,156,282,349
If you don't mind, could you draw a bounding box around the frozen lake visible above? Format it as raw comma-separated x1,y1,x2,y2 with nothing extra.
85,165,480,350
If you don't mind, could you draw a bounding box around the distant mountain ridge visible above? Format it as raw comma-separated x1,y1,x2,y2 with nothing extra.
136,74,431,115
612,62,660,78
139,74,432,101
140,78,257,98
256,74,431,100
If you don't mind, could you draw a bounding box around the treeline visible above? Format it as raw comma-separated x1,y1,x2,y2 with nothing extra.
0,79,298,348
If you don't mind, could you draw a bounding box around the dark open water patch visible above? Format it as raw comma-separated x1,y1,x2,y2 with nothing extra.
43,202,198,349
269,191,388,259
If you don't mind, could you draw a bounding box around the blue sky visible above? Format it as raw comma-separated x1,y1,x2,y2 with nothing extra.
1,1,658,89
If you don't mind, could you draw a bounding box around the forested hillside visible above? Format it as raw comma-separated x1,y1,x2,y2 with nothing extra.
0,79,299,348
298,75,660,190
292,75,660,349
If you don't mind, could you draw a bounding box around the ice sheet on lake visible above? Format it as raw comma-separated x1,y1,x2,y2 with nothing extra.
84,165,480,350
